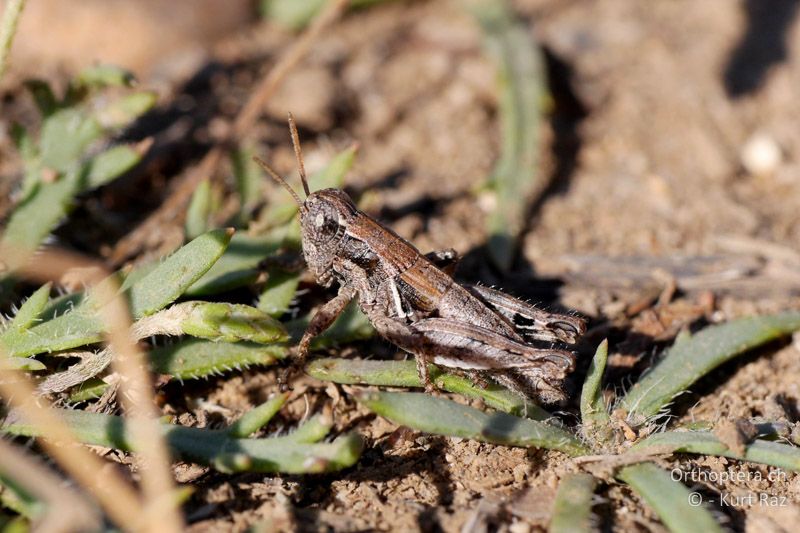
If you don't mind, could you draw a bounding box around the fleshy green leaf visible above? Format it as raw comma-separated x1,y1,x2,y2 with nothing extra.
629,430,800,472
95,92,157,129
0,172,81,273
617,462,723,533
358,391,588,456
67,378,110,403
469,1,547,270
39,108,102,171
6,283,51,331
75,65,135,89
231,145,263,224
2,408,363,474
186,232,283,296
580,340,611,436
185,179,212,240
549,473,597,533
307,358,549,419
180,302,288,344
257,267,300,318
127,228,233,318
85,145,142,189
620,312,800,425
3,357,46,371
226,393,289,438
0,310,102,358
149,339,286,380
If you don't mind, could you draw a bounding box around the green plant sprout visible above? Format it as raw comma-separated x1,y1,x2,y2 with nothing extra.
2,394,363,474
1,65,156,280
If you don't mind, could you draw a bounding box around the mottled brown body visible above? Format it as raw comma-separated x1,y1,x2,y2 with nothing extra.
293,189,585,404
257,118,586,404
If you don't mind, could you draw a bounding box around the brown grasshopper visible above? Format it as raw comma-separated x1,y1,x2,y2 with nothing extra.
255,116,586,404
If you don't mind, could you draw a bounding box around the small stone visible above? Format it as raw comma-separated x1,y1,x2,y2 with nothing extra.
741,132,781,177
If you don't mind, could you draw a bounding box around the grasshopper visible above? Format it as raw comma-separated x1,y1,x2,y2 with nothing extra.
255,115,586,404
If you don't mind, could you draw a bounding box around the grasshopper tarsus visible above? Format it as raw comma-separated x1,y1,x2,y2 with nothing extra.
262,119,586,404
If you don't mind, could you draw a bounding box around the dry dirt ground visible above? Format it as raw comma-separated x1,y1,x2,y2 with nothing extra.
3,0,800,531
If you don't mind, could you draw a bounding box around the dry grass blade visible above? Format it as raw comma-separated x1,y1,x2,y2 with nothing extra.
0,360,143,528
1,245,183,532
109,0,351,264
0,438,100,532
0,0,26,80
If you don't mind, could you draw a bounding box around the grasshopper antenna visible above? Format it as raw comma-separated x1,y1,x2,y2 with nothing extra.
253,156,303,207
288,112,311,198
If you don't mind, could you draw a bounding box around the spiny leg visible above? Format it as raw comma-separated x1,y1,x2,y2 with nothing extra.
408,317,576,404
281,286,355,390
467,284,586,344
360,305,437,393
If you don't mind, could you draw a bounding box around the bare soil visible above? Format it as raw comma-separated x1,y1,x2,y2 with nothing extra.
3,0,800,531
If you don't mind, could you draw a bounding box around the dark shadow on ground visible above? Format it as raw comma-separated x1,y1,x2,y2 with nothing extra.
724,0,800,97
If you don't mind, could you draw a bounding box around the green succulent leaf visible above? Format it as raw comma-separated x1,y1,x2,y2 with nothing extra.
2,408,363,474
307,358,549,419
580,339,611,437
180,302,288,344
257,267,300,318
358,391,588,456
620,312,800,425
185,178,212,240
630,430,800,472
186,232,283,296
67,378,110,403
127,228,233,318
0,171,81,273
39,108,102,171
231,145,263,224
617,462,723,533
468,1,547,271
95,92,157,129
549,473,598,533
75,65,136,89
226,393,289,438
149,339,286,380
6,283,51,332
0,308,102,358
85,145,143,189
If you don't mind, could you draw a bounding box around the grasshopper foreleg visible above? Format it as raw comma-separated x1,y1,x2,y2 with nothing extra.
282,286,355,390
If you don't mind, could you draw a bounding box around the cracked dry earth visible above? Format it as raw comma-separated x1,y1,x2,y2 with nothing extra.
3,0,800,531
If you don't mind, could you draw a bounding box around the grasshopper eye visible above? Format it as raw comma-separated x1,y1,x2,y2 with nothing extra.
305,201,342,245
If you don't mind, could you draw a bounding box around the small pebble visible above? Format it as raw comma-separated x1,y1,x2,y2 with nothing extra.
741,132,781,177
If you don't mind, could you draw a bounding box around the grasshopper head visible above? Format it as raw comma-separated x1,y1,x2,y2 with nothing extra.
297,188,358,284
253,114,359,286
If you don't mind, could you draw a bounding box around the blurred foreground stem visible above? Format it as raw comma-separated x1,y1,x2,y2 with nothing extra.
0,0,26,80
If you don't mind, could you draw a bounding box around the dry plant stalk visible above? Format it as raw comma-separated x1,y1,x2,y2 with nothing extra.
0,358,144,529
109,0,351,264
0,438,100,532
1,245,183,532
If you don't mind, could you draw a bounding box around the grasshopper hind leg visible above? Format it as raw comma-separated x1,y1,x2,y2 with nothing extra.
467,285,586,345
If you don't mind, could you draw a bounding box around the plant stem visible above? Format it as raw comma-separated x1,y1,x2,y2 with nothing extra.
0,0,25,81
